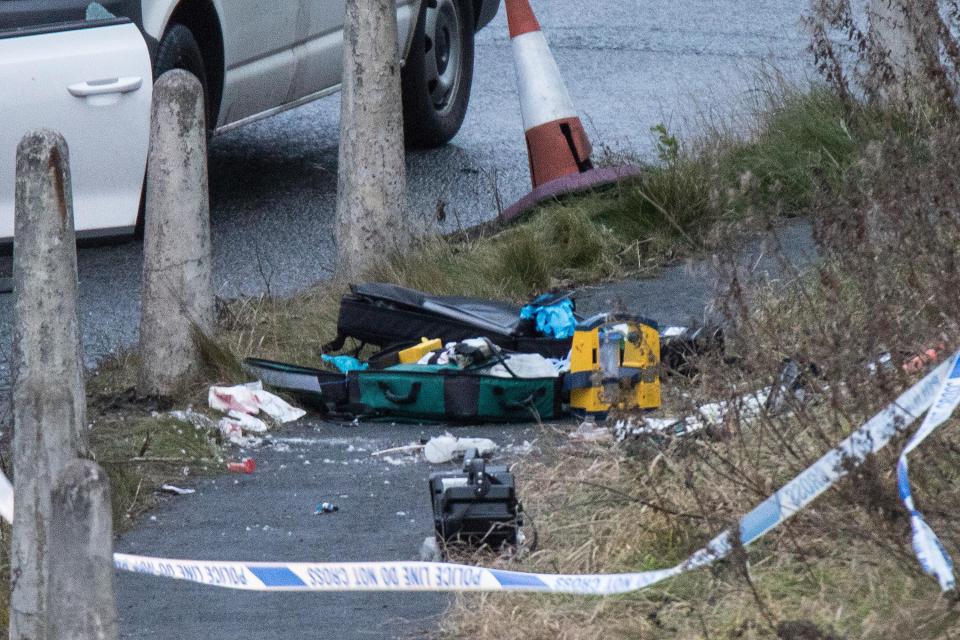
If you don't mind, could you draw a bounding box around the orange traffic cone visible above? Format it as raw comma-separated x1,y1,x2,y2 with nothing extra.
501,0,639,221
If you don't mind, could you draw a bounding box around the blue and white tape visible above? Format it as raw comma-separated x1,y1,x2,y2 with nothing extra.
1,353,957,595
896,352,960,591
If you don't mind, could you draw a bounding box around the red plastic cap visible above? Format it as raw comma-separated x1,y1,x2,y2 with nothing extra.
506,0,541,38
228,458,256,474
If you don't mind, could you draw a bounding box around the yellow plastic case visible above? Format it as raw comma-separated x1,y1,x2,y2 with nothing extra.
567,315,660,417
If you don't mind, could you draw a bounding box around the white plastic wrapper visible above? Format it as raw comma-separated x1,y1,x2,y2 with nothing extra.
423,434,498,464
0,468,13,524
209,381,306,424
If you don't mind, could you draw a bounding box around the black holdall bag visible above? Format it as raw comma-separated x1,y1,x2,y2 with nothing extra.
323,283,575,359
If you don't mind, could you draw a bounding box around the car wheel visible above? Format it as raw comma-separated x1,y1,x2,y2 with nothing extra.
153,23,212,129
401,0,475,148
137,24,210,238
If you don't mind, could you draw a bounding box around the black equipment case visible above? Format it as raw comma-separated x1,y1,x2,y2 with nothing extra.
429,449,522,548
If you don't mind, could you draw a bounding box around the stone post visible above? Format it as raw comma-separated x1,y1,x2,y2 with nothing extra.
138,70,214,396
10,130,87,640
868,0,941,106
335,0,413,278
48,460,119,640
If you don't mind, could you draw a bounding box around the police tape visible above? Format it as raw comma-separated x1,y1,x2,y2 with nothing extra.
0,353,957,596
897,351,960,591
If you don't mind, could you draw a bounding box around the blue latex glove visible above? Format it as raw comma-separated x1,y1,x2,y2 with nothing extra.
321,354,369,374
520,299,576,339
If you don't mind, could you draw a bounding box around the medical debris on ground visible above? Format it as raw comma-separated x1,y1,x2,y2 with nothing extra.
241,283,728,426
177,283,737,552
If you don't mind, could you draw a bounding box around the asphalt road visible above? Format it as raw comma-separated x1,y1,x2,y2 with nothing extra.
0,0,811,383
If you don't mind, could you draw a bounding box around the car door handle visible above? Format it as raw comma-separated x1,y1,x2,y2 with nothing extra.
68,76,143,98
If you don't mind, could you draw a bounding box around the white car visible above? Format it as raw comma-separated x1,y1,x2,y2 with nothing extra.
0,0,500,242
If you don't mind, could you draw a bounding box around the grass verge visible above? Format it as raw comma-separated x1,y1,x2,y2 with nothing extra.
439,119,960,638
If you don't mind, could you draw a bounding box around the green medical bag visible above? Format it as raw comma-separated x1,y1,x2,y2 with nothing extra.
348,364,561,423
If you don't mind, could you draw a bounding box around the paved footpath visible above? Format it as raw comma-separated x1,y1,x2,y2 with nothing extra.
116,421,539,639
116,221,816,639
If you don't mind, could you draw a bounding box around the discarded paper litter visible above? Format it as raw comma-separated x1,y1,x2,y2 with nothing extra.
159,484,195,496
372,434,499,464
207,381,306,447
423,434,498,464
208,381,306,423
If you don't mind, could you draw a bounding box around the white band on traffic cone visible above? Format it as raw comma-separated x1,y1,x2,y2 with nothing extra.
511,31,579,131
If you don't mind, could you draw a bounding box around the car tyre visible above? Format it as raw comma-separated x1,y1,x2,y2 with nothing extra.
401,0,475,148
137,24,210,238
153,23,212,128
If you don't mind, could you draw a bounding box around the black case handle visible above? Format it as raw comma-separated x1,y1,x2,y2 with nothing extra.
492,386,546,411
377,381,422,405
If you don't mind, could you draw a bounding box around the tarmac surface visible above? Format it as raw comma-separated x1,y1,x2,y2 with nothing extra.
115,421,543,640
3,0,817,637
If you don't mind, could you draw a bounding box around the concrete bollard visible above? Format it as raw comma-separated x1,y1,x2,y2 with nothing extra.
335,0,414,278
10,130,88,640
867,0,940,106
48,460,119,640
138,70,214,397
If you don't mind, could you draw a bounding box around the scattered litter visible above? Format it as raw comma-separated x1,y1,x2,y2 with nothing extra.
506,440,537,456
217,419,263,448
225,410,269,433
382,456,410,467
168,408,216,431
420,536,442,562
159,484,195,496
423,433,498,464
208,381,306,424
568,420,613,443
615,389,773,442
902,344,946,374
372,443,425,457
0,469,12,524
227,458,256,474
149,516,157,522
314,502,338,515
396,511,407,517
616,358,815,442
